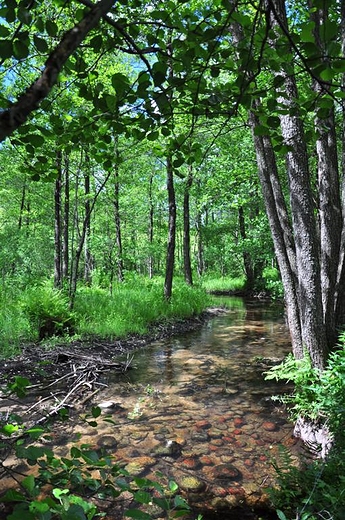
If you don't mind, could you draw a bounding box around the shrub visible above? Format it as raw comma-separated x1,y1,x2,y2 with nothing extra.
265,342,345,519
20,282,75,341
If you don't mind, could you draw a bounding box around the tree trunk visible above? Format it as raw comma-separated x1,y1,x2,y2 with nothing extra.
335,1,345,328
62,153,69,281
196,208,204,277
84,158,93,285
164,155,176,300
183,168,193,285
310,5,342,347
249,109,303,359
114,143,124,283
54,151,62,289
270,0,327,369
147,171,154,279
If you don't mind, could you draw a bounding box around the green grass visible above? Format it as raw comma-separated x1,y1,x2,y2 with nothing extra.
0,276,212,357
201,275,246,293
74,276,211,338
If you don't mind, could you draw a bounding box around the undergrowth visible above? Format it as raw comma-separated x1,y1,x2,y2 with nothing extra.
265,339,345,519
201,275,246,293
0,276,211,356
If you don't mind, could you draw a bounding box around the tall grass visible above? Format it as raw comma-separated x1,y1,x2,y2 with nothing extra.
0,276,212,356
0,283,33,358
201,275,246,293
74,276,211,338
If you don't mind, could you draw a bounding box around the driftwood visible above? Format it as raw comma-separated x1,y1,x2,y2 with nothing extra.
0,352,134,436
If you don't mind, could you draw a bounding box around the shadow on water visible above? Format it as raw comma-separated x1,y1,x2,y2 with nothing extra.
58,298,298,519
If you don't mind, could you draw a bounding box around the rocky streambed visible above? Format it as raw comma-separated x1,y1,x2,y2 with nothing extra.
0,301,302,519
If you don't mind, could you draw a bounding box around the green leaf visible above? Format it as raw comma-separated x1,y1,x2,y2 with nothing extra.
133,490,151,504
29,501,50,514
1,423,19,436
53,488,70,499
1,489,27,502
91,406,101,418
276,510,288,520
34,35,48,53
0,38,13,59
168,480,179,492
25,134,45,147
89,34,103,51
22,475,36,494
13,39,29,59
46,20,58,37
253,124,270,136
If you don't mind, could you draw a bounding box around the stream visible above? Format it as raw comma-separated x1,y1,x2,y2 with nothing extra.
59,298,301,519
2,298,303,519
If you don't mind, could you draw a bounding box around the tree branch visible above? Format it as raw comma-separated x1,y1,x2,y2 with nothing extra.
0,0,115,143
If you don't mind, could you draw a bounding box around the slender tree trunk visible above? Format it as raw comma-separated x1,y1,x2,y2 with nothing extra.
54,150,62,289
238,206,255,290
164,155,176,300
114,140,124,283
335,0,345,328
62,154,69,281
148,171,154,279
310,5,342,347
183,168,193,285
84,157,93,285
18,183,27,231
196,209,204,277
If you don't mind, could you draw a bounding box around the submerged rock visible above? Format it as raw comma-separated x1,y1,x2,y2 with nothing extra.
211,463,242,481
179,475,206,492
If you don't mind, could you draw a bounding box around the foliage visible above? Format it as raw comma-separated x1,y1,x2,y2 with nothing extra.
265,337,345,519
201,275,246,293
0,277,210,356
261,267,284,299
74,277,210,338
268,443,345,520
265,344,345,426
20,282,75,341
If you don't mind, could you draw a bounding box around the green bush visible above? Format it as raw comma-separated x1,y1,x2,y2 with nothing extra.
265,342,345,519
20,282,75,341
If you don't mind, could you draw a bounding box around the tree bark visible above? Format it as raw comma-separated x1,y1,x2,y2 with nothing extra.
148,171,154,279
310,5,342,347
183,168,193,286
249,109,303,359
62,154,70,281
164,155,176,300
114,140,124,283
271,0,327,369
54,151,62,289
84,160,93,285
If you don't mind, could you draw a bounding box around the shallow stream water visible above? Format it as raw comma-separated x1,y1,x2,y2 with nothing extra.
51,298,301,519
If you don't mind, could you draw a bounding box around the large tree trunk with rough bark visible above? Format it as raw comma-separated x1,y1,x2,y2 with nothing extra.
270,0,328,370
